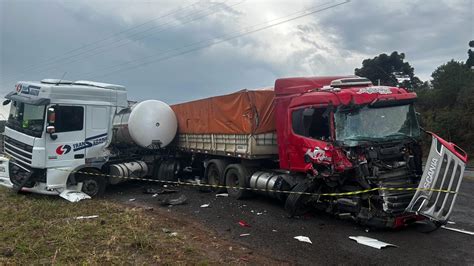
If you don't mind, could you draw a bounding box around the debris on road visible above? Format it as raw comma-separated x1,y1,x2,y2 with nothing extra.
441,226,474,236
161,195,188,206
216,193,229,197
294,236,312,244
240,233,251,237
238,220,251,227
144,187,178,195
200,203,210,208
75,215,99,220
59,190,91,202
349,236,397,249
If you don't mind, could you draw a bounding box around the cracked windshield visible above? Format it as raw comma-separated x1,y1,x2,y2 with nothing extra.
335,104,420,142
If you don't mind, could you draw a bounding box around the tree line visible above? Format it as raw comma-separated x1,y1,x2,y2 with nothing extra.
354,41,474,156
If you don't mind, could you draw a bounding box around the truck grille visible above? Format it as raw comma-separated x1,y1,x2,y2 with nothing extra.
374,166,418,215
406,135,466,223
3,136,33,172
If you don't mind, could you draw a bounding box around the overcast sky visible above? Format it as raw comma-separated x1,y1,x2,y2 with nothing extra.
1,0,472,103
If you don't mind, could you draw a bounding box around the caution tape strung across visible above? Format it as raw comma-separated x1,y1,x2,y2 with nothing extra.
1,153,457,197
51,168,456,197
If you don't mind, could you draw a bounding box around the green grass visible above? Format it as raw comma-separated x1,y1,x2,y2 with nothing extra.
0,187,213,264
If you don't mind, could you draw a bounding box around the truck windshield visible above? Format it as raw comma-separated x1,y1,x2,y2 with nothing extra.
6,101,46,137
335,104,420,143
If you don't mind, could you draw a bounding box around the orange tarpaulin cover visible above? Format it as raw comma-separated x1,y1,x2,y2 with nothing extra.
171,89,275,134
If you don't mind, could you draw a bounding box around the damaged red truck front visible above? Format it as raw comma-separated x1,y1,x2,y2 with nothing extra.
272,76,467,228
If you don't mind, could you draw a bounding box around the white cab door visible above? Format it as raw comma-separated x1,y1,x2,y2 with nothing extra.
45,105,86,168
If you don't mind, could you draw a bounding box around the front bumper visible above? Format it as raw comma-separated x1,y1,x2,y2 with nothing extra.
0,155,13,188
0,155,81,196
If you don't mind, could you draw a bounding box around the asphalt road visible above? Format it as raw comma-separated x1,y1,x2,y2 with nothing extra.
106,177,474,265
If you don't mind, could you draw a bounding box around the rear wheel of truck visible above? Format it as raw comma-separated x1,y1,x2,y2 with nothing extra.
225,164,251,199
77,169,106,197
204,159,228,192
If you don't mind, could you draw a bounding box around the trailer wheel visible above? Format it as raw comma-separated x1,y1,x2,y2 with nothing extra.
285,182,312,217
77,169,106,197
204,159,228,192
225,164,251,199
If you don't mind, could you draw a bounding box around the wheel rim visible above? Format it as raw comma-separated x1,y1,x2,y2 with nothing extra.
82,179,99,196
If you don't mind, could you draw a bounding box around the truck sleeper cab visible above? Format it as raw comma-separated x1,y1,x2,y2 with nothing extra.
0,79,126,196
0,79,178,199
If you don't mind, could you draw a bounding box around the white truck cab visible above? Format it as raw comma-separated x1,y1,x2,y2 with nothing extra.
0,79,131,198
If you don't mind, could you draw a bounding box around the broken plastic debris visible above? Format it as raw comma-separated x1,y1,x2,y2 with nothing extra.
200,204,210,208
129,198,136,202
441,226,474,235
144,187,178,195
75,215,98,220
59,190,91,202
239,233,251,237
349,236,397,249
272,229,278,232
169,232,178,237
294,236,312,244
161,195,188,206
216,193,229,197
238,220,251,227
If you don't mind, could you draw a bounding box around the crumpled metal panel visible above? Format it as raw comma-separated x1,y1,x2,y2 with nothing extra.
406,133,467,222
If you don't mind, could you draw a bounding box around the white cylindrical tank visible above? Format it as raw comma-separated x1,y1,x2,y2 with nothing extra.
113,100,177,148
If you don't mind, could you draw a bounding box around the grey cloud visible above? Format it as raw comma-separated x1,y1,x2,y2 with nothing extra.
316,0,472,79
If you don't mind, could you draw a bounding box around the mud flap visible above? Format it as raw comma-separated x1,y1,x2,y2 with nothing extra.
406,132,467,223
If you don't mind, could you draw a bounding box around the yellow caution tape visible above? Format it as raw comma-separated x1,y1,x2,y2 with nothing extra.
2,153,457,197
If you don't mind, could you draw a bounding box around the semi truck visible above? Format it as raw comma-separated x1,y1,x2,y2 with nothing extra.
0,76,467,228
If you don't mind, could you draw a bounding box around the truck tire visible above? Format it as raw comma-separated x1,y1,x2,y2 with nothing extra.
77,169,106,197
204,159,228,192
285,182,312,217
157,160,180,182
225,164,251,199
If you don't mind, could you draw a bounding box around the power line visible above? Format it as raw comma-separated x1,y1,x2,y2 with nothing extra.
86,0,349,79
78,0,336,78
4,0,209,81
7,0,201,76
13,0,243,81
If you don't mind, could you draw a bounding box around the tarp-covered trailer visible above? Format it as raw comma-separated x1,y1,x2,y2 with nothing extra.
171,88,278,159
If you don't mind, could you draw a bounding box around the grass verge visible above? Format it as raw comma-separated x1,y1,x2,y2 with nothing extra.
0,187,221,264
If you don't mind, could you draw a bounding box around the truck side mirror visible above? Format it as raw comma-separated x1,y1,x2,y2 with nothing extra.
2,99,10,106
47,107,58,140
47,107,56,124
